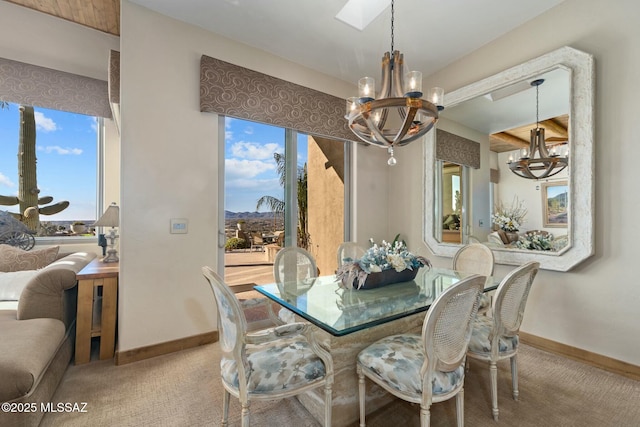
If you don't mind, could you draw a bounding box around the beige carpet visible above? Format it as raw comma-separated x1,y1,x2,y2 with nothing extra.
41,342,639,427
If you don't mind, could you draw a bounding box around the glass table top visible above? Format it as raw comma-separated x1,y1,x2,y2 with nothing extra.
254,267,499,336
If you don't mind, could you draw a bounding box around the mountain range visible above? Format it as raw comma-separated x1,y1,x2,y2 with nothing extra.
225,211,279,219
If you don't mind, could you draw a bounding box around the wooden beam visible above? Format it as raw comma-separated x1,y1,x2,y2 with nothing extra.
540,119,568,138
490,132,528,148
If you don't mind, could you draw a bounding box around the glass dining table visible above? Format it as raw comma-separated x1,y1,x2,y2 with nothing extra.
253,266,500,426
254,266,498,337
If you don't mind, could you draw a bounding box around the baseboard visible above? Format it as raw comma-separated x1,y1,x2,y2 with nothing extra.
519,332,640,381
115,331,218,366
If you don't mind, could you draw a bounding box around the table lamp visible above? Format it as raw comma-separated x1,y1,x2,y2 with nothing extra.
93,202,119,263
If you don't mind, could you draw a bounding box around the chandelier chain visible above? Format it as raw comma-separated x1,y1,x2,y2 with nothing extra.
536,82,540,128
390,0,394,53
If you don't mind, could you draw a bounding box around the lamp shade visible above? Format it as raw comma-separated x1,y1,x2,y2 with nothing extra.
94,203,119,227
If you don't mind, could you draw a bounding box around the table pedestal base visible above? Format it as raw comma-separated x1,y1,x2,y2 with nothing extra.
298,312,425,427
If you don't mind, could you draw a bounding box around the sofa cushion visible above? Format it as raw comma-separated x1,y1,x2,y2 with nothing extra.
0,270,40,301
0,245,59,272
0,310,66,402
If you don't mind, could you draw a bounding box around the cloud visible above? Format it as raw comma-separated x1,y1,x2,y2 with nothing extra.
229,141,280,160
225,118,234,140
90,117,98,132
34,112,58,132
225,158,275,179
0,172,15,188
243,126,254,135
226,177,281,191
38,146,83,155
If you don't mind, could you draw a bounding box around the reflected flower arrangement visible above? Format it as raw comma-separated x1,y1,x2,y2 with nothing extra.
492,197,527,232
516,231,555,251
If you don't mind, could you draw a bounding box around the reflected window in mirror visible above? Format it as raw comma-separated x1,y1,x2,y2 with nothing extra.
438,162,464,244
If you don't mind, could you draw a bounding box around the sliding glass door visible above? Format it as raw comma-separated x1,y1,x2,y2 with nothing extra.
219,117,350,286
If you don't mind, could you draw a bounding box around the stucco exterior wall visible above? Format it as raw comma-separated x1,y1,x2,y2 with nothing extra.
307,136,345,275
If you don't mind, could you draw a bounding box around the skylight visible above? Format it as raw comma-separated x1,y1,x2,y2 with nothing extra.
335,0,391,31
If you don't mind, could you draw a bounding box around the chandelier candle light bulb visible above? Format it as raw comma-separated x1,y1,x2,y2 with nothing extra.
358,77,375,102
404,71,422,97
427,87,445,110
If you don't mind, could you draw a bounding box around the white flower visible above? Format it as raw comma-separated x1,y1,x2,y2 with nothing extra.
493,197,527,232
369,264,382,273
387,254,407,272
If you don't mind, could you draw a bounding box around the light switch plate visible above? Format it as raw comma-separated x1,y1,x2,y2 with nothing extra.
170,218,188,234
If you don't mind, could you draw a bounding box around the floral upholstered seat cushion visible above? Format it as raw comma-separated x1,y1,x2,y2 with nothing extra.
357,334,465,400
468,316,519,355
220,335,326,395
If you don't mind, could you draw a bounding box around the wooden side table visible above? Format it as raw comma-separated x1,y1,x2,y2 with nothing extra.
75,258,119,364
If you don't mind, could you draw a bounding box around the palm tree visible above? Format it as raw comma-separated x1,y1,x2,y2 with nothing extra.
256,152,309,249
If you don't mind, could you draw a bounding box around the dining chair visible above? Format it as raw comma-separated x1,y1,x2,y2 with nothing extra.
273,246,318,323
201,266,334,427
357,274,486,427
336,241,366,267
452,243,495,315
248,232,265,252
466,261,540,421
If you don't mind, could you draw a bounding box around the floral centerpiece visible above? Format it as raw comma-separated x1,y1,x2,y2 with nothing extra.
336,236,431,290
492,197,527,232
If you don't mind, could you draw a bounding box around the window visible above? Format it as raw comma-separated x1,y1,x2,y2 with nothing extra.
0,102,100,239
222,117,350,282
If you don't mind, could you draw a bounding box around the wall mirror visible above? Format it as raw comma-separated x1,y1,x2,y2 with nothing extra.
423,46,594,271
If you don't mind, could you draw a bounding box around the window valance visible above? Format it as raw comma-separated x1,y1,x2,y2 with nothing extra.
0,57,111,118
490,168,500,184
108,50,120,132
200,55,354,142
108,50,120,104
435,129,480,169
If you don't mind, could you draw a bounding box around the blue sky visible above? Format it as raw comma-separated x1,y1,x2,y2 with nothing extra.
0,102,97,221
224,117,307,213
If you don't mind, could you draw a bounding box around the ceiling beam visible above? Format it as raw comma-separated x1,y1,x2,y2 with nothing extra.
540,119,568,138
490,132,528,148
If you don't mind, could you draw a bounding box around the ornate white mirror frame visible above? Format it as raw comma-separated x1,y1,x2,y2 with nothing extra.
423,46,594,271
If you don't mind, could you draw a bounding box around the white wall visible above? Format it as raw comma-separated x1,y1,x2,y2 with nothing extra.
392,0,640,364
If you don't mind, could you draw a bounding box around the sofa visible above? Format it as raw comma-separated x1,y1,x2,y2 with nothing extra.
0,246,96,427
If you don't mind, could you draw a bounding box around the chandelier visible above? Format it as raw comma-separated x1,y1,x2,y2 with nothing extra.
345,0,443,166
507,79,569,179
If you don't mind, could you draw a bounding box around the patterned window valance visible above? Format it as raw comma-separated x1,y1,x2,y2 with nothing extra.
0,57,111,118
108,50,120,104
490,168,500,183
108,50,120,133
435,129,480,169
200,55,354,142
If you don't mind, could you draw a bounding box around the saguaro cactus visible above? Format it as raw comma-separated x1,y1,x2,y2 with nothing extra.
0,105,69,232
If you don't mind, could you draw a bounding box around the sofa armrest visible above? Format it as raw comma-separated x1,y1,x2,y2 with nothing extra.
17,252,97,328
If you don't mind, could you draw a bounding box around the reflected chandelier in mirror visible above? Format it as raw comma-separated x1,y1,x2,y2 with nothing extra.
424,46,594,271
